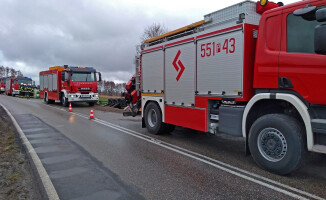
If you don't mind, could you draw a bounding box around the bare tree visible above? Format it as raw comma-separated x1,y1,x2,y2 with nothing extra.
141,22,168,43
16,70,23,77
10,68,16,77
137,22,168,54
0,66,4,77
5,67,9,77
99,80,127,96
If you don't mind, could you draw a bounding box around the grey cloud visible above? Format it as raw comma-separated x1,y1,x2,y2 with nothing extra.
0,0,202,82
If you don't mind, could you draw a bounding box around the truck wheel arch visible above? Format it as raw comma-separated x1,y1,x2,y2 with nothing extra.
143,100,162,118
141,96,165,122
60,90,67,98
242,93,313,151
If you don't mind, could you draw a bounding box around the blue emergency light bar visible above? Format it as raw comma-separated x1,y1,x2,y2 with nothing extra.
69,66,93,69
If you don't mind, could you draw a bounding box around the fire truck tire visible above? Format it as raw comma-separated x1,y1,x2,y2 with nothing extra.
144,102,166,135
248,114,304,175
61,95,68,107
44,93,50,104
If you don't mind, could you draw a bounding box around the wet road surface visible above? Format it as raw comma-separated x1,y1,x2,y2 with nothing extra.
0,95,325,200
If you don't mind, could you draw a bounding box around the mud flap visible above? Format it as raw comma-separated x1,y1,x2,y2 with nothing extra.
142,117,146,128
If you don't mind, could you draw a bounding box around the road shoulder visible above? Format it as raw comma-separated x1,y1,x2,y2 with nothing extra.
0,105,44,200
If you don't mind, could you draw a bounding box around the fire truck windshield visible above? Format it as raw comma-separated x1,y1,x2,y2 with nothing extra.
17,79,32,85
70,72,95,82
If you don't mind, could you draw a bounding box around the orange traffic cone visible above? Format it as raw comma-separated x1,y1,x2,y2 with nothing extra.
90,108,94,119
69,103,72,112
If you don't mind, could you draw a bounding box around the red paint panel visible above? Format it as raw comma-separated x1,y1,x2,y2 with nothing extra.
40,90,45,98
141,46,163,54
195,96,222,109
165,105,207,132
254,10,282,89
242,24,258,101
48,91,59,100
165,37,194,47
40,89,59,100
197,25,243,39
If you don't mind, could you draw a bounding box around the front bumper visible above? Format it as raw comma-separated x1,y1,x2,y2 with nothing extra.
67,92,99,103
13,89,20,95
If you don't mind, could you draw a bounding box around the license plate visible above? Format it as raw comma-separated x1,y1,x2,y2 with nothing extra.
80,94,90,98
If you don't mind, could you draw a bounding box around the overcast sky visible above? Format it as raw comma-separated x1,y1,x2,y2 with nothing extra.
0,0,299,84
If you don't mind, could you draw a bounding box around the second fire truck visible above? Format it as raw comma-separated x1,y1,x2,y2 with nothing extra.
39,65,101,106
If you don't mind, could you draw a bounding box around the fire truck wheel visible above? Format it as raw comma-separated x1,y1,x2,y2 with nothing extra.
61,95,68,107
144,102,165,135
44,93,50,104
248,114,304,175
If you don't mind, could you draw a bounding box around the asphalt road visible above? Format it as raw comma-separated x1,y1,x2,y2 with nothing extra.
0,95,325,200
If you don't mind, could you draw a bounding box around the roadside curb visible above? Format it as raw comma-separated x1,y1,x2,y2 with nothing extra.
0,103,60,200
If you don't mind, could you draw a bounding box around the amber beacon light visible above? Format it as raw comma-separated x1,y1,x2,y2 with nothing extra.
260,0,268,6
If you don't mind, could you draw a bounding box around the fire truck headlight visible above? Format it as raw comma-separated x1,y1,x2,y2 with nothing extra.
95,94,98,98
70,95,74,98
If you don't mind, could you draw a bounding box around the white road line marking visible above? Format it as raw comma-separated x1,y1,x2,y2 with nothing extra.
79,116,326,200
0,103,60,200
38,103,325,200
85,115,309,200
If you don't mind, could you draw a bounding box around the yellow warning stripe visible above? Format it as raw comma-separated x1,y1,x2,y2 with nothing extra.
142,93,164,97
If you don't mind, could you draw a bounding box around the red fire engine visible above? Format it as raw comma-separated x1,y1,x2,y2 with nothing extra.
39,65,101,106
0,77,6,94
5,76,33,96
126,0,326,174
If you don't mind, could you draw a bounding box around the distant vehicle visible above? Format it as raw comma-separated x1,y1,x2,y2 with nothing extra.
5,76,32,96
39,65,101,106
125,0,326,175
0,77,6,94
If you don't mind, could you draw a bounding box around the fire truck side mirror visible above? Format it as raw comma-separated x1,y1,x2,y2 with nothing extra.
315,23,326,55
97,72,102,82
315,9,326,55
316,8,326,22
61,72,65,81
293,4,317,21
